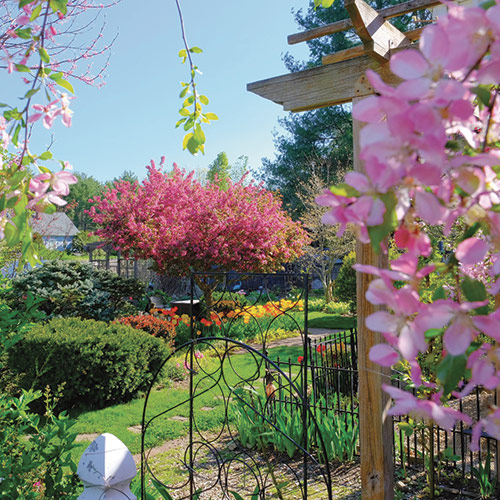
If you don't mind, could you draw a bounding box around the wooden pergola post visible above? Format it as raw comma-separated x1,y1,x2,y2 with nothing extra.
353,75,393,498
247,1,440,497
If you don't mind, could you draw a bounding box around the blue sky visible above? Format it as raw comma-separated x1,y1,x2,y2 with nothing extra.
5,0,312,182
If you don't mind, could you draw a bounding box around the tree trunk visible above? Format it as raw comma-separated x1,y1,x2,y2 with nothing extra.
323,277,334,303
193,275,219,310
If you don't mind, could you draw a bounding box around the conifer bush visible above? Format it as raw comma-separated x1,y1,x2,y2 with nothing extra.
8,318,169,410
8,260,144,321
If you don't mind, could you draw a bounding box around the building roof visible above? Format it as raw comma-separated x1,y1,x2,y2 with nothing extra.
31,212,79,237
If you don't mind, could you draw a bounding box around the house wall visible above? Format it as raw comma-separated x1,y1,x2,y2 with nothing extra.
42,236,74,251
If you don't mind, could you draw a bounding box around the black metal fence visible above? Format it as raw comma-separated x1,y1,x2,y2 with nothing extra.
273,328,499,495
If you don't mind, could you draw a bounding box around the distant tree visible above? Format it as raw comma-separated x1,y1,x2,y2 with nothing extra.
89,161,309,307
232,155,250,183
107,170,138,188
207,152,231,190
64,173,104,231
334,250,357,314
297,172,355,303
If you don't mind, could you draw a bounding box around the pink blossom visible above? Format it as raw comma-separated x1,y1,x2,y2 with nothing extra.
455,237,488,265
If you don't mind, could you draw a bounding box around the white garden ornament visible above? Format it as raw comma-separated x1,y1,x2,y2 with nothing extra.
77,433,137,500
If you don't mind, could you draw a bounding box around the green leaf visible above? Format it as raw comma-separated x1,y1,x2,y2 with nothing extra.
460,222,481,242
30,4,42,21
15,27,32,39
178,107,190,117
229,492,246,500
194,124,205,145
329,182,359,198
186,135,200,155
182,132,193,151
0,103,8,108
38,151,53,160
24,87,40,99
424,328,443,340
49,73,74,94
56,78,74,94
179,87,189,98
397,422,414,437
175,118,187,128
178,49,187,58
49,0,68,15
11,123,21,147
433,286,446,301
368,192,398,252
471,86,492,107
15,64,31,73
38,47,50,64
322,0,335,6
437,354,467,396
20,0,37,7
151,478,174,500
189,46,203,54
44,204,56,215
203,112,218,121
199,95,209,105
461,276,489,314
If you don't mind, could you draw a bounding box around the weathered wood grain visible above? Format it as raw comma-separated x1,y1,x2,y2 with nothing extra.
288,0,440,45
247,54,401,112
353,75,394,499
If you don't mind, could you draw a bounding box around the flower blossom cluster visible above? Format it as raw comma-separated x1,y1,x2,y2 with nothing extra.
88,160,309,276
318,4,500,446
0,1,117,262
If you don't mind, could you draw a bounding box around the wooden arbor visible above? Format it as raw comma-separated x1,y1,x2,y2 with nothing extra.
247,1,438,498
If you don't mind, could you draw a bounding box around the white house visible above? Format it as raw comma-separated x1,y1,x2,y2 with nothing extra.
31,212,79,251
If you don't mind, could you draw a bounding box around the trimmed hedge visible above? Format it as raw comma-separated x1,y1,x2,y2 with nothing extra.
8,318,169,410
8,260,144,321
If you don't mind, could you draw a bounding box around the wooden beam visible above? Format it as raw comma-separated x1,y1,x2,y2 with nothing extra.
288,0,440,45
345,0,410,63
353,75,394,500
247,54,400,112
322,27,423,66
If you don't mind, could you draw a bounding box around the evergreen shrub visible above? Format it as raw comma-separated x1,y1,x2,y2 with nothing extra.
8,318,169,410
8,260,144,321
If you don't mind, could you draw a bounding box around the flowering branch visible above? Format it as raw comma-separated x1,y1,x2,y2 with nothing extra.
318,3,500,448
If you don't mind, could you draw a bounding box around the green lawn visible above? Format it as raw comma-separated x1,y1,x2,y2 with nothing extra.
71,312,356,460
71,344,303,460
307,312,356,330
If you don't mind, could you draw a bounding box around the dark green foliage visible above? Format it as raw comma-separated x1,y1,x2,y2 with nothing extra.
0,388,80,499
70,230,101,253
8,318,169,410
334,251,356,312
207,151,231,190
64,171,104,230
8,260,144,321
233,389,358,463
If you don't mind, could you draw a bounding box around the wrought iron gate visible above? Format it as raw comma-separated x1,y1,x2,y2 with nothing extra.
140,272,334,499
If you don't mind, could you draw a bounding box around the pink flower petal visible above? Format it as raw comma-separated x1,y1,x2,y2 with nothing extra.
455,237,488,265
390,50,429,80
369,344,399,366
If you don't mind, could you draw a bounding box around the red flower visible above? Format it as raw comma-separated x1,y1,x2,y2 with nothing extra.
316,344,326,353
200,318,212,327
297,356,304,363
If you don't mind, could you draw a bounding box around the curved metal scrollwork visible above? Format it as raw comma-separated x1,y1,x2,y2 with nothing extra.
141,272,334,499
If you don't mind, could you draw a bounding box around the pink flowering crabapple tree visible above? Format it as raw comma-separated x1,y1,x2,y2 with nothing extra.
89,159,310,307
0,0,117,265
317,2,500,448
